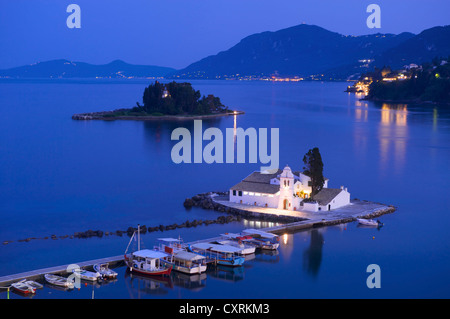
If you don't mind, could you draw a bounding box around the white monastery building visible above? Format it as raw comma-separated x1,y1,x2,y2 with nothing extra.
229,165,350,212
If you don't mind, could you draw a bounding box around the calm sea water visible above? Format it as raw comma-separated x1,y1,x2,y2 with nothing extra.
0,79,449,299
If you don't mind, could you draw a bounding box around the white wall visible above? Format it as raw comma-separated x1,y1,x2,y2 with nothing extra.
230,191,280,208
318,189,350,211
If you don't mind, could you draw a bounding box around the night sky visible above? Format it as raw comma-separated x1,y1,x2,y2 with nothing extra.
1,0,449,70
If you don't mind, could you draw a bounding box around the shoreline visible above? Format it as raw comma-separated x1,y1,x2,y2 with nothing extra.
72,109,245,121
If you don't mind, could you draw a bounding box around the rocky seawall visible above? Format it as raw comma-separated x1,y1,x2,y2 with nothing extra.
183,192,306,223
2,213,241,245
72,109,244,121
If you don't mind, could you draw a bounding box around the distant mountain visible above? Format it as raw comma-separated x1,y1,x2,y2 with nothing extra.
372,25,450,70
172,24,450,80
0,59,176,78
172,24,415,79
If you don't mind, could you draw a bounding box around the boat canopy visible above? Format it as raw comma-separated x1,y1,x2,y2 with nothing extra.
192,243,242,253
221,233,241,238
157,237,181,243
242,229,278,239
132,249,168,259
174,251,206,261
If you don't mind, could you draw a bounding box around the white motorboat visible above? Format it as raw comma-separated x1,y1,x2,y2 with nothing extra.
44,274,75,288
72,268,102,282
357,218,382,227
93,263,118,279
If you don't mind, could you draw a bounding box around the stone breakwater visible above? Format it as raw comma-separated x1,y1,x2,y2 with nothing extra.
72,109,244,121
2,214,241,246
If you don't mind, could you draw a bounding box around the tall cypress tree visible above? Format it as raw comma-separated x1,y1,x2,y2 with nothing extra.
302,147,325,199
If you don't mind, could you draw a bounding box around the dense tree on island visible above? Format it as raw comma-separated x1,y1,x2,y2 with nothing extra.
302,147,325,199
135,81,229,115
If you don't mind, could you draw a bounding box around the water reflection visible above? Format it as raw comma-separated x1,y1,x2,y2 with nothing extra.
125,271,173,297
209,265,245,282
171,271,207,291
302,229,324,278
355,100,369,122
378,104,409,174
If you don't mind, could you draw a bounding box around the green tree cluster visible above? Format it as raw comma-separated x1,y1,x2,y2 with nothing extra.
134,81,229,115
302,147,325,199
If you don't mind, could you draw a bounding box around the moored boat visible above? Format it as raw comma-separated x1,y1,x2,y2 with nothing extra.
188,243,245,267
72,268,102,282
125,249,172,276
23,280,43,290
44,273,75,289
11,280,36,295
155,238,207,274
242,229,280,250
357,218,382,227
124,225,172,277
215,238,256,255
161,251,208,274
93,263,118,279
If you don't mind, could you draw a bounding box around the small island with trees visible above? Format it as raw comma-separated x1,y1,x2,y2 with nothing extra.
72,81,243,120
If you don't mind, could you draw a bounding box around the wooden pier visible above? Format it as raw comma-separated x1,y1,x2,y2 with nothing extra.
0,255,124,287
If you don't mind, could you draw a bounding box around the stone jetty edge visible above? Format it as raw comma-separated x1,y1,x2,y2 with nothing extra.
72,109,245,121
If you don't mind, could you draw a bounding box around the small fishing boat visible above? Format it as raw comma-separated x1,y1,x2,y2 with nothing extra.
93,263,118,279
188,243,245,267
72,268,102,282
125,249,172,276
124,225,172,277
44,274,75,289
155,238,207,275
161,251,208,275
11,280,36,295
23,280,43,290
357,218,382,227
242,229,280,250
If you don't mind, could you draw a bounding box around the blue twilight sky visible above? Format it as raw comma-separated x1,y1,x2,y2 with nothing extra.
0,0,449,70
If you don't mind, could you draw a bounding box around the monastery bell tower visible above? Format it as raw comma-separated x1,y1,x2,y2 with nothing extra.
278,165,295,210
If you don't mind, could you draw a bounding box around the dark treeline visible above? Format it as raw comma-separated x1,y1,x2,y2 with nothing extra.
133,81,230,115
366,57,450,104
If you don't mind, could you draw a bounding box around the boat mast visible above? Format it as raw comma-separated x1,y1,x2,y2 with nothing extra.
137,224,140,251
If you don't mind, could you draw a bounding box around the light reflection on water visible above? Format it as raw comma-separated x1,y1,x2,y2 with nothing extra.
378,104,409,176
